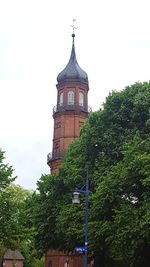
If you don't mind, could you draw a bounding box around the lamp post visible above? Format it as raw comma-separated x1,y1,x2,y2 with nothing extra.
72,168,89,267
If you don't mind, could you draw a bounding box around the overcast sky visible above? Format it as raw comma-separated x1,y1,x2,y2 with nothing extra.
1,0,150,190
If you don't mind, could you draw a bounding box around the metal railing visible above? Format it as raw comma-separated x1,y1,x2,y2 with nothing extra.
47,151,64,163
53,104,92,115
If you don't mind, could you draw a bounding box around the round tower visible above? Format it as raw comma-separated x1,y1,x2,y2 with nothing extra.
47,33,90,175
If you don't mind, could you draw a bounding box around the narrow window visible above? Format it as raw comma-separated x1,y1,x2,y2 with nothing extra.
59,92,63,106
79,92,84,106
68,91,74,105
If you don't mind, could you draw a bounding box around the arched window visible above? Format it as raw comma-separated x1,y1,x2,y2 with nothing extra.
67,91,74,105
59,92,63,106
79,92,84,106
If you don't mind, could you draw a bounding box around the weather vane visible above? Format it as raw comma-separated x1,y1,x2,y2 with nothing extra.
71,19,77,35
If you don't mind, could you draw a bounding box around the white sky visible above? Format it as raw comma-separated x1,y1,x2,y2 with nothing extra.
1,0,150,189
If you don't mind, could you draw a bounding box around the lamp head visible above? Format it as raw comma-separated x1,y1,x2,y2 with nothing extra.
72,191,80,204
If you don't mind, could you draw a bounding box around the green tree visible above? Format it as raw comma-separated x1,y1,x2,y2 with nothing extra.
0,149,15,191
90,134,150,266
4,184,43,267
0,149,15,264
34,82,150,267
0,150,44,267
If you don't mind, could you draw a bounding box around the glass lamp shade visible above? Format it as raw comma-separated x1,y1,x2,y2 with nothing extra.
72,192,80,204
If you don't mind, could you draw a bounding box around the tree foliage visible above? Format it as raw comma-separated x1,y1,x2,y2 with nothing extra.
0,149,15,257
0,150,43,267
34,82,150,267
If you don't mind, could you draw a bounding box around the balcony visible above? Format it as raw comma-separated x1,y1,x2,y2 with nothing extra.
53,104,92,115
47,151,64,163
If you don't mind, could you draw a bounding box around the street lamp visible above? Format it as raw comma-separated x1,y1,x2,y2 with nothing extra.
72,168,89,267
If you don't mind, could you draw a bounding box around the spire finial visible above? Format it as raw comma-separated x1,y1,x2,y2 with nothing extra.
71,19,76,42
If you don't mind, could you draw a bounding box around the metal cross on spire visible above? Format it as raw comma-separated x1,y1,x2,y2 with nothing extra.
71,19,77,34
71,19,77,42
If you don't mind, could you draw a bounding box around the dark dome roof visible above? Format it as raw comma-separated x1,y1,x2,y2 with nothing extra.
57,36,88,84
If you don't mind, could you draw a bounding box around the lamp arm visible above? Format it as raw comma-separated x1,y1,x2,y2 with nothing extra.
75,188,86,194
74,183,87,194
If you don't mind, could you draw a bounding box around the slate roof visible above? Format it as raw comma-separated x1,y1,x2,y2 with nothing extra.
3,249,24,260
57,34,88,84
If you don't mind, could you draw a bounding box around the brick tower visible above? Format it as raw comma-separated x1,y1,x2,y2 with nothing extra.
45,32,91,267
47,32,90,175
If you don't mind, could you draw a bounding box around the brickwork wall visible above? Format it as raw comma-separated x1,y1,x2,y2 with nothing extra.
45,250,84,267
50,158,62,175
3,260,24,267
47,79,90,265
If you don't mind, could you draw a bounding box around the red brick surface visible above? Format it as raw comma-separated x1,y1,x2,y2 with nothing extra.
3,259,24,267
45,250,84,267
47,80,89,265
49,81,89,175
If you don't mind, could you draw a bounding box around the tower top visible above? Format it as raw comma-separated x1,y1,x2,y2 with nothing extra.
57,22,88,85
71,19,76,41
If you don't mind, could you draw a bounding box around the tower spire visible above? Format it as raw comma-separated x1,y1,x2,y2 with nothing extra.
57,19,88,84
